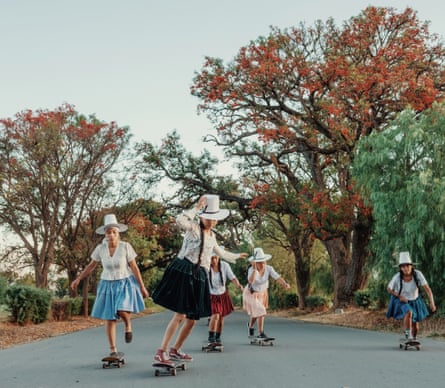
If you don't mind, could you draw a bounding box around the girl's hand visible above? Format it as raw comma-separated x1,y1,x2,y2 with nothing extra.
196,195,207,211
70,278,80,290
140,286,149,298
430,302,437,313
239,253,248,259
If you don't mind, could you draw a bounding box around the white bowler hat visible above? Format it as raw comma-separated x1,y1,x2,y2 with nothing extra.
198,194,230,221
248,247,272,262
397,251,418,266
95,214,128,235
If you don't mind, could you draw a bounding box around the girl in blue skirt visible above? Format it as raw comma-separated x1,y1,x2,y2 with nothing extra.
152,194,247,366
386,251,436,340
71,214,148,357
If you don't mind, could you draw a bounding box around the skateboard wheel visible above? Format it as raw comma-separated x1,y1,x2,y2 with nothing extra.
155,370,160,377
181,364,187,371
171,368,177,376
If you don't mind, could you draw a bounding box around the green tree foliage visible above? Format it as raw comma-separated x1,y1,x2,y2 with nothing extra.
0,104,130,288
191,7,445,307
352,104,445,310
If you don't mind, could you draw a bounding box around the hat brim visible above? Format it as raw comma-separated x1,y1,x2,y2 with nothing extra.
96,223,128,235
248,255,272,262
394,263,418,267
199,209,230,221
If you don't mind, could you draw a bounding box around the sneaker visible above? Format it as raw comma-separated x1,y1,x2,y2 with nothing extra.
169,347,193,362
247,322,254,337
257,332,268,339
404,329,412,340
154,349,173,366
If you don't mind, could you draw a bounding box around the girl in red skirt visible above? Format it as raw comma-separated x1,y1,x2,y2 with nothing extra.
208,253,244,345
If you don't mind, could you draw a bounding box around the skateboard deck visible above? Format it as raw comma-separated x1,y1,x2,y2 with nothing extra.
250,337,275,346
202,342,224,353
101,352,125,368
399,339,421,350
152,361,187,376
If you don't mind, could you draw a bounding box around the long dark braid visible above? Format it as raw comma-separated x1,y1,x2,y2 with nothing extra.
194,220,205,275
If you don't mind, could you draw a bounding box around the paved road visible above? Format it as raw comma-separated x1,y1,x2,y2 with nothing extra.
1,310,444,388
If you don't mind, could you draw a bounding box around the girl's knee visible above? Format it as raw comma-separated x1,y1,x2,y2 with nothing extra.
173,313,186,323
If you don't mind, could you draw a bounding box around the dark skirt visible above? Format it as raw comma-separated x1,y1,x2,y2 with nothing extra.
386,295,429,323
210,290,234,317
152,257,211,320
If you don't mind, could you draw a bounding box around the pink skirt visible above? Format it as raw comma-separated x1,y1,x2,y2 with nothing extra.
242,286,268,318
210,290,234,317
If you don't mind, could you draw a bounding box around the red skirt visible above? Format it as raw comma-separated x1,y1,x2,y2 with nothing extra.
210,290,234,317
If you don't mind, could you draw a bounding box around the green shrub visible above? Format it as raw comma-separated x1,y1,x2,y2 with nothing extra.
354,290,371,308
69,296,83,315
367,277,390,309
6,285,52,325
281,292,299,308
305,295,328,309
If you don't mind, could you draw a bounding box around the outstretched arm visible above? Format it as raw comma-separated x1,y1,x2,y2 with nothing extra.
70,260,98,290
128,260,149,298
423,284,436,312
277,277,290,289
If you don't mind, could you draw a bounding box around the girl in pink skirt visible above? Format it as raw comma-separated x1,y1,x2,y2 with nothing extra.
243,247,290,339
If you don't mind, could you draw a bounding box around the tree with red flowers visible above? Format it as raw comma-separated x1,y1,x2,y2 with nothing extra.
191,7,445,307
0,104,131,288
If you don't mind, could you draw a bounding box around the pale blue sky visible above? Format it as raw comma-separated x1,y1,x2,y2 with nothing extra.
0,0,444,155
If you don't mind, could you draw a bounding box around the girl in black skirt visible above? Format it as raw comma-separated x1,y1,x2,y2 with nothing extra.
152,194,248,365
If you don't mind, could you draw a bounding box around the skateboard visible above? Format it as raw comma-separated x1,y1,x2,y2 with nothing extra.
250,337,275,346
101,352,125,368
152,361,187,376
202,342,224,353
399,339,421,350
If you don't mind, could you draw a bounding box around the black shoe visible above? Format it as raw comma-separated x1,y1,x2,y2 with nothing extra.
247,322,254,337
208,336,216,344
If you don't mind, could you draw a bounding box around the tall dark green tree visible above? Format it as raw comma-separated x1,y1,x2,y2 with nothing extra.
352,104,445,310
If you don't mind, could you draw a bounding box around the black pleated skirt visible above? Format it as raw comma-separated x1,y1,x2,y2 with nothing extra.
152,257,211,320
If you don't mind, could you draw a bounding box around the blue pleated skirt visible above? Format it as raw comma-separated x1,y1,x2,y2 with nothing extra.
152,257,211,320
386,295,429,323
91,275,145,320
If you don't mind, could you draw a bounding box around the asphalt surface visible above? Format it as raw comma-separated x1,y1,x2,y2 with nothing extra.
1,310,444,388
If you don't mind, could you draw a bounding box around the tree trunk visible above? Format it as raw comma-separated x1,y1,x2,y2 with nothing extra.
290,234,313,309
68,269,78,297
324,220,372,308
34,253,50,289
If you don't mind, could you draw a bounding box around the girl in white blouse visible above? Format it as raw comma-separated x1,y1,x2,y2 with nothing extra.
152,194,247,366
243,247,290,339
71,214,148,357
